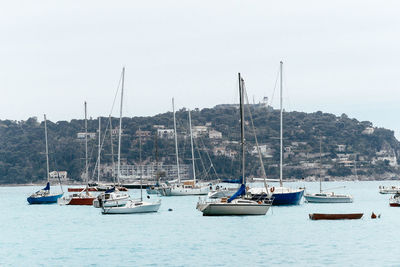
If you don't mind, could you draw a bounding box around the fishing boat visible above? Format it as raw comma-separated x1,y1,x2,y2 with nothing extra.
389,193,400,207
304,136,353,203
158,102,210,196
379,185,400,194
248,62,304,205
309,213,363,220
59,102,96,206
27,115,64,204
196,73,271,216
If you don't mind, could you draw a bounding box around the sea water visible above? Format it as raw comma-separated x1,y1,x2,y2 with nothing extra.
0,181,399,266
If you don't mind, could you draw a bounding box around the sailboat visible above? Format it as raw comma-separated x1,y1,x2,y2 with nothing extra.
102,84,161,214
59,102,96,205
248,61,304,205
304,136,353,203
196,73,271,216
93,115,129,208
158,100,210,196
27,115,64,204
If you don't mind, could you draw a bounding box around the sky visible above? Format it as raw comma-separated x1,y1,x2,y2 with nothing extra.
1,0,400,137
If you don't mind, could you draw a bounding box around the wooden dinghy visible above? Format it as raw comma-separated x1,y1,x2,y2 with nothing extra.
309,213,363,220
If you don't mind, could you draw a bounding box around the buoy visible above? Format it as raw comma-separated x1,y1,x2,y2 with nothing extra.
371,212,377,219
168,208,173,211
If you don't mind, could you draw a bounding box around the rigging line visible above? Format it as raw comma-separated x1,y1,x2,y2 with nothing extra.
192,134,208,180
270,67,280,109
90,117,113,180
108,70,124,117
243,82,267,179
196,134,220,181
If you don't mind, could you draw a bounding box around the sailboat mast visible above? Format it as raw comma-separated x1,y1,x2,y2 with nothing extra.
139,128,143,201
188,109,196,183
44,114,50,183
239,73,245,185
117,67,125,185
319,135,322,193
84,101,88,183
279,61,283,187
109,115,115,185
172,98,181,183
98,117,101,183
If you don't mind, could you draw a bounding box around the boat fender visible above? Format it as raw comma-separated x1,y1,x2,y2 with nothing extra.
270,187,275,193
258,201,262,204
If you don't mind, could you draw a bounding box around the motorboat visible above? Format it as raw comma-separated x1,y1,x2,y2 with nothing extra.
304,192,353,203
102,199,161,214
309,213,363,220
379,185,400,194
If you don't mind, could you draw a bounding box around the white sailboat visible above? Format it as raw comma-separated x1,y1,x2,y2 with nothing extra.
102,67,161,214
304,137,353,203
197,73,271,216
159,101,210,196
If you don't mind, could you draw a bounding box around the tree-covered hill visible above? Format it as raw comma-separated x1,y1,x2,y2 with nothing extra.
0,105,399,184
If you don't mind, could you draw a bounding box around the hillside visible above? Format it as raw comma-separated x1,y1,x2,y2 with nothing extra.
0,104,399,184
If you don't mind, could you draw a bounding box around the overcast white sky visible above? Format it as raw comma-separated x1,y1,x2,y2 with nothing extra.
1,0,400,136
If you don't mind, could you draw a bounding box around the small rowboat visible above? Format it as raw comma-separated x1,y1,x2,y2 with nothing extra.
309,213,363,220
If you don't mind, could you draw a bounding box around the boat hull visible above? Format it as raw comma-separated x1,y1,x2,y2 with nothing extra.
68,187,97,192
160,186,210,196
67,197,95,205
304,194,353,203
197,199,270,216
27,193,63,204
102,201,161,214
271,189,304,205
309,213,363,220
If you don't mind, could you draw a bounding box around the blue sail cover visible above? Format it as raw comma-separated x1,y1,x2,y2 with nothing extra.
105,187,115,193
228,184,246,203
42,182,50,191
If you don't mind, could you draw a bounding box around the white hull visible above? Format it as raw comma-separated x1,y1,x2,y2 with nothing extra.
102,200,161,214
304,193,353,203
197,198,270,216
93,198,129,208
93,191,130,208
379,186,400,194
160,185,210,196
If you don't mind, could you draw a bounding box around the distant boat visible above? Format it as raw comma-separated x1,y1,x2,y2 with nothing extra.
196,73,272,216
309,213,363,220
158,103,210,196
389,193,400,207
27,115,63,204
304,136,353,203
59,102,95,206
379,185,400,194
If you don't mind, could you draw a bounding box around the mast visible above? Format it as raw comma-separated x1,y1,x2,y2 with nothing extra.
84,101,88,183
98,117,101,183
172,98,181,183
239,73,245,186
139,128,143,201
319,135,322,193
279,61,283,187
188,109,196,183
154,133,159,184
44,114,50,183
117,67,125,185
109,115,115,185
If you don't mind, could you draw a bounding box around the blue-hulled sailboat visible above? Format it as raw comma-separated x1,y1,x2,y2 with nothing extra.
248,61,304,205
27,115,63,204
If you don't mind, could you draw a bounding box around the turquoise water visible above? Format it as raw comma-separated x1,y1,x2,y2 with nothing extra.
1,181,399,266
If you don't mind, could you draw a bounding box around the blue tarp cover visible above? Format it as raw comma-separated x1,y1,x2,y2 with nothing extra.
228,184,246,203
